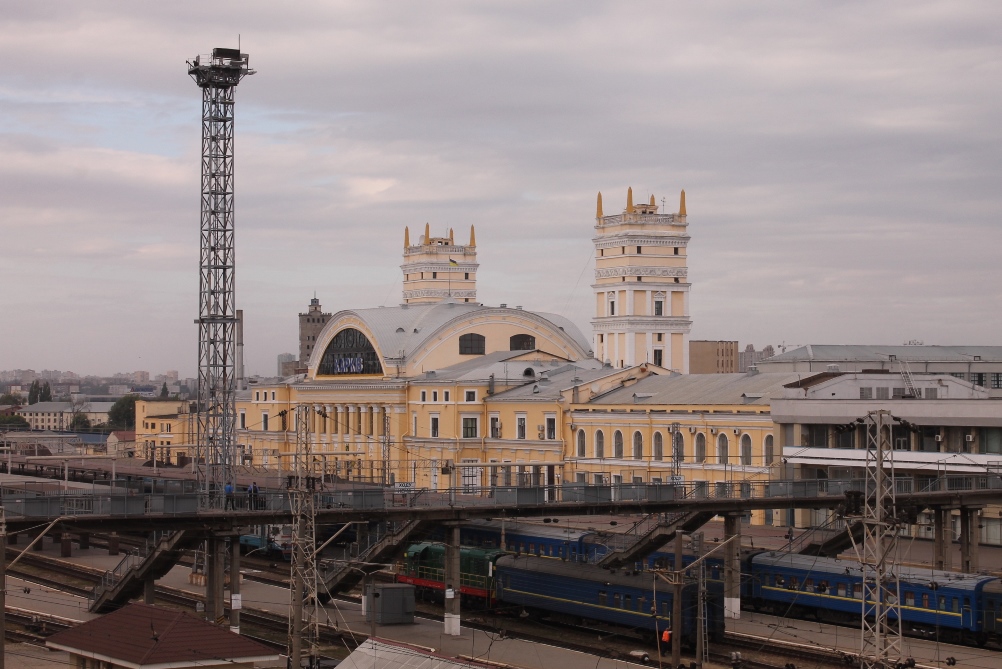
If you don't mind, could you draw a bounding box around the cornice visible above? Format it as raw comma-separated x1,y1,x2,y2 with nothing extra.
591,317,692,331
402,289,478,299
594,235,690,249
595,266,687,279
400,262,480,272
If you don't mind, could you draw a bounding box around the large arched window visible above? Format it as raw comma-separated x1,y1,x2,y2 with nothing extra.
613,431,624,458
695,433,706,463
595,430,605,458
741,434,753,466
673,432,685,463
764,434,775,466
653,432,664,461
717,433,729,464
632,431,643,460
459,333,486,355
510,334,536,351
576,429,586,458
317,328,383,376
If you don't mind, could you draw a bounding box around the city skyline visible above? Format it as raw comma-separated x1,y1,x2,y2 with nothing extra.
2,2,1000,377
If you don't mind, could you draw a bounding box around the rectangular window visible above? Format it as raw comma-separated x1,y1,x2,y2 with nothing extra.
462,417,478,438
516,415,526,440
837,583,847,598
490,415,500,438
432,271,437,279
546,416,556,440
613,593,621,608
876,387,889,400
904,592,915,607
624,594,632,609
271,391,276,401
991,373,1002,389
925,387,938,399
859,387,873,400
239,412,246,429
653,349,663,366
853,583,862,599
432,391,439,402
262,413,269,431
971,373,987,387
922,593,930,608
444,390,450,402
255,391,260,401
654,300,663,316
430,415,439,438
673,247,679,255
420,390,427,402
465,390,476,402
598,591,607,606
636,246,642,254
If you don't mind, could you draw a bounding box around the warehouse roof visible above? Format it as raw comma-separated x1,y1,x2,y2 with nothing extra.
587,372,802,406
764,345,1002,364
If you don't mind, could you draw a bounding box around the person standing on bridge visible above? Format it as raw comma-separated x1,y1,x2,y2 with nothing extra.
224,481,235,510
248,481,259,510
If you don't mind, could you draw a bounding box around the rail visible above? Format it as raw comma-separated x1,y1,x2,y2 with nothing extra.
91,530,171,602
0,473,999,521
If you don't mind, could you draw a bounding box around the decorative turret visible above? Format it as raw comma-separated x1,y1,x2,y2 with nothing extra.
591,186,692,372
404,226,410,248
401,225,479,304
679,189,686,217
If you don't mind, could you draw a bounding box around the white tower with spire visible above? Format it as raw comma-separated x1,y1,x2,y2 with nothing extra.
591,188,692,371
401,224,479,304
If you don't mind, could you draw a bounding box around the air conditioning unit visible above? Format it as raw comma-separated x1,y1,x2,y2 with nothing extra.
935,434,944,442
965,434,974,442
537,425,545,431
733,429,740,435
689,426,697,434
710,428,718,434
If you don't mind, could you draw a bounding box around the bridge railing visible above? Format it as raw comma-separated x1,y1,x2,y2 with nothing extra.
2,472,1000,519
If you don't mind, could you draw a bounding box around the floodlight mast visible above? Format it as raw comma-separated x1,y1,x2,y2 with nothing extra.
187,48,254,506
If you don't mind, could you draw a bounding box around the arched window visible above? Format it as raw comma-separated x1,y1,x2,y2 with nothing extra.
741,434,753,466
576,429,586,457
459,333,486,355
653,432,664,461
595,430,605,459
764,435,775,466
717,433,729,464
613,431,624,459
318,328,383,376
633,431,643,460
673,431,685,463
695,433,706,463
510,334,536,351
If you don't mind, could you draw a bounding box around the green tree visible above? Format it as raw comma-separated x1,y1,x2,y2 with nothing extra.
0,392,24,406
0,414,29,430
40,382,52,402
69,413,91,431
108,394,139,429
28,380,39,405
160,382,169,398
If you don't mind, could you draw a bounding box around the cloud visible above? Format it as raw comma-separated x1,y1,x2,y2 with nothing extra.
1,1,1000,376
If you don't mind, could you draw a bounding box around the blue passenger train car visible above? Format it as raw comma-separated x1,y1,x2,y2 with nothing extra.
494,554,724,645
747,551,998,645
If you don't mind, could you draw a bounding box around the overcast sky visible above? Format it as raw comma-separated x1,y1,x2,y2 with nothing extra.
2,1,1000,378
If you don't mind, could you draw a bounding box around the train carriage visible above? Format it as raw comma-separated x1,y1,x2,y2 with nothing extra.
397,542,506,602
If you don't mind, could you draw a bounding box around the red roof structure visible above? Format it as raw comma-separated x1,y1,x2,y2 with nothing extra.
45,603,280,668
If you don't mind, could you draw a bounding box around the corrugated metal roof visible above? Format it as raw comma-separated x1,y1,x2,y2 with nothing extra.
490,365,615,401
589,372,803,406
343,639,500,669
766,345,1002,363
313,301,591,365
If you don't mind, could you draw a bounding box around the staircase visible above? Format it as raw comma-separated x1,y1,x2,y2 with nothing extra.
318,518,429,597
89,530,196,613
790,516,863,557
597,509,715,569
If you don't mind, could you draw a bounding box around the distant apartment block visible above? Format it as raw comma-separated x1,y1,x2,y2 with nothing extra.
689,340,738,373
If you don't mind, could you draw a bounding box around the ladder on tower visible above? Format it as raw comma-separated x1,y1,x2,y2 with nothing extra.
900,359,920,398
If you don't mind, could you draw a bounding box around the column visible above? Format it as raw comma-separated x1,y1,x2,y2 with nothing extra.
724,514,741,620
444,524,461,635
206,537,225,621
230,537,241,633
78,533,89,550
360,405,370,437
933,507,951,571
60,533,72,558
107,532,120,556
143,577,155,604
959,507,980,573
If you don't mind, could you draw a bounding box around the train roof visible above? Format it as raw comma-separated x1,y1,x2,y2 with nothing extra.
751,551,998,589
465,519,594,541
496,554,666,590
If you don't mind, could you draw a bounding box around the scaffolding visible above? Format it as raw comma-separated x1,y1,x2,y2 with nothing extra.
186,48,254,505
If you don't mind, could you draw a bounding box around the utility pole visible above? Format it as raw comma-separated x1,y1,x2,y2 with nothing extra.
1,507,6,669
187,47,254,508
288,405,322,668
847,410,905,669
671,531,682,668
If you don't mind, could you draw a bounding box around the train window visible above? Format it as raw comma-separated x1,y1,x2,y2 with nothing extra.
953,597,959,613
613,593,621,608
938,596,946,610
837,583,846,597
598,591,607,606
805,578,814,591
790,577,799,590
662,600,670,617
922,593,930,608
638,595,646,612
853,584,863,599
774,575,785,587
904,592,915,606
519,543,524,554
624,594,632,609
964,597,970,609
528,543,534,554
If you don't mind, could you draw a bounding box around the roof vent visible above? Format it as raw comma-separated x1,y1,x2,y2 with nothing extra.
826,364,840,372
500,303,507,308
425,370,436,378
523,368,535,378
395,327,405,333
747,365,759,375
515,305,522,310
413,328,419,333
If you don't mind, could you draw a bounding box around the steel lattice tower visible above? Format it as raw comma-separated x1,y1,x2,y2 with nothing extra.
848,410,904,669
187,48,254,504
289,405,322,668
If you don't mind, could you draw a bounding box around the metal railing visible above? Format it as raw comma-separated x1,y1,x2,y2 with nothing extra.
90,530,172,603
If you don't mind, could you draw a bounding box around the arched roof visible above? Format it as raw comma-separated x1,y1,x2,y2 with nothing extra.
308,300,591,378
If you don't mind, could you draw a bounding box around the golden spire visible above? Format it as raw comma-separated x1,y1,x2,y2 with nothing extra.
626,187,634,213
423,222,430,245
679,189,686,216
404,226,410,248
596,191,603,218
449,227,454,243
649,194,656,207
469,224,476,247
